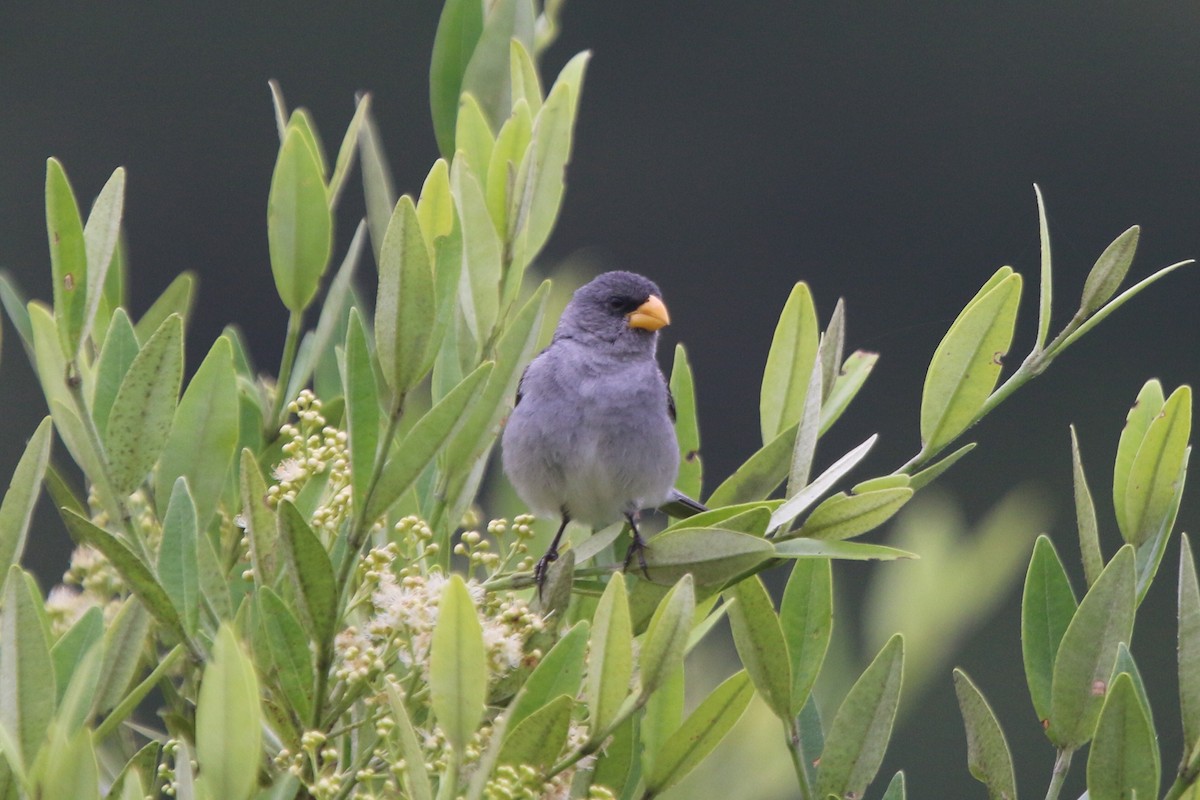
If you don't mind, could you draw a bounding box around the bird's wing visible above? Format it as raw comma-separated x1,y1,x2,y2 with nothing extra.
514,363,529,407
666,385,676,422
659,488,707,518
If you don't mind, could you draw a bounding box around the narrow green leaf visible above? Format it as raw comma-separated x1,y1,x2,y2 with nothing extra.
815,634,905,800
0,566,55,769
644,670,754,795
497,694,572,769
1070,426,1104,587
417,158,455,245
760,282,819,445
796,695,824,789
509,621,589,731
268,124,333,313
133,272,194,344
1079,225,1140,320
1022,535,1078,725
45,158,88,357
591,715,637,797
49,607,102,702
157,479,200,636
375,195,435,394
92,232,127,348
461,0,535,128
786,348,823,497
90,597,149,716
90,308,138,438
662,503,774,537
384,684,433,800
61,511,187,645
587,573,634,736
1112,643,1156,750
1034,183,1053,352
639,575,694,701
276,502,337,654
1121,385,1191,546
707,422,798,508
820,350,879,434
196,625,262,800
1086,672,1159,800
29,304,99,491
793,487,913,541
509,39,543,116
768,434,878,533
106,741,158,800
268,80,289,142
423,210,467,381
157,336,239,531
819,298,847,404
451,158,502,348
106,314,183,495
455,95,496,193
343,308,379,515
429,0,485,157
1113,380,1165,534
429,574,487,752
726,575,792,721
920,272,1022,453
669,343,703,500
37,727,100,800
640,528,774,586
328,93,371,208
360,107,397,264
881,771,907,800
1133,448,1187,604
1057,259,1194,354
641,664,684,781
287,108,328,180
0,272,33,358
1048,545,1136,748
239,449,278,587
365,361,493,521
0,418,52,582
81,167,125,349
953,669,1018,800
258,588,314,725
52,640,101,734
1180,534,1200,753
780,558,832,716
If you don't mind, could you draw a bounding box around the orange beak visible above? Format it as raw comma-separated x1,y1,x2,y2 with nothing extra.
626,294,670,331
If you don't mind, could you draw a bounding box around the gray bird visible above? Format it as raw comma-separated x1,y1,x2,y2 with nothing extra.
501,271,705,585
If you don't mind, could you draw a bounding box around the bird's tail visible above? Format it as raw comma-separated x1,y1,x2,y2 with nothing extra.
659,489,708,519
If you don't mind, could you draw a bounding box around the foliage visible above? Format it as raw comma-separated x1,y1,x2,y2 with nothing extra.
0,1,1194,799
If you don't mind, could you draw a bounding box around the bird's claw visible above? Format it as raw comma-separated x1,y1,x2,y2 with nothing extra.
534,549,559,594
622,533,651,580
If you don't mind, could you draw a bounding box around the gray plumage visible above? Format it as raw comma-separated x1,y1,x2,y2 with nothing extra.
501,271,700,580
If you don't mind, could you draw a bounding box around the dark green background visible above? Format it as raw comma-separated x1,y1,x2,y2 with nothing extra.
2,3,1197,796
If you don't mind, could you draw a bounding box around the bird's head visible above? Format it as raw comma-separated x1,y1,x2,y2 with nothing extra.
556,271,671,354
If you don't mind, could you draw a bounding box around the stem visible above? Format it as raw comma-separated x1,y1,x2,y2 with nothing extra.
786,721,815,800
1163,741,1200,800
268,310,304,433
1043,747,1074,800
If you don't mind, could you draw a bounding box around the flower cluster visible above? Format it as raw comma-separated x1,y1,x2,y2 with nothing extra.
265,390,352,538
453,513,538,576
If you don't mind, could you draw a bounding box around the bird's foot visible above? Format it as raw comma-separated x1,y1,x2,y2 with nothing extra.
534,548,559,592
622,530,650,580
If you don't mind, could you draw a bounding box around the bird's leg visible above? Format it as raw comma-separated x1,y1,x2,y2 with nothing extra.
621,511,651,579
534,511,571,588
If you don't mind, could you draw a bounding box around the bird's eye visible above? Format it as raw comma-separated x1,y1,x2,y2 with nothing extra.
607,295,628,311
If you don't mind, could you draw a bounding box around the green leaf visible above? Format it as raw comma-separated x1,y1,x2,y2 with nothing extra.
881,771,907,800
780,558,832,717
287,108,329,180
639,575,694,701
375,195,435,394
1180,534,1200,753
429,0,485,157
91,308,138,438
953,668,1018,800
1120,384,1191,546
239,450,278,587
417,158,455,245
1022,535,1078,725
920,271,1022,454
819,298,847,404
133,272,194,344
93,645,183,744
587,573,634,736
45,158,88,358
768,434,878,533
726,575,792,721
669,343,703,501
662,502,776,536
455,95,495,192
793,487,913,541
1048,545,1136,748
760,282,819,444
61,511,188,645
36,727,100,800
365,362,493,521
485,104,532,242
799,698,827,793
384,684,433,800
268,124,332,313
820,350,879,434
707,422,798,507
328,93,371,208
641,664,684,781
0,566,55,770
1079,225,1140,320
1113,380,1165,535
1071,426,1104,587
461,0,535,129
105,313,183,495
787,346,824,497
508,621,588,731
640,528,773,586
157,479,200,636
451,158,502,349
49,607,102,702
196,625,262,800
497,694,572,769
258,587,314,726
591,715,637,797
1034,183,1053,352
276,502,337,655
343,309,379,516
90,597,149,716
0,272,33,361
81,167,125,349
0,418,52,584
643,670,754,796
429,574,487,752
815,634,905,800
92,231,127,349
157,336,239,531
360,107,397,263
509,40,543,116
52,639,101,733
1086,672,1159,800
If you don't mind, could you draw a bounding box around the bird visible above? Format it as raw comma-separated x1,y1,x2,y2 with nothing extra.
501,270,706,586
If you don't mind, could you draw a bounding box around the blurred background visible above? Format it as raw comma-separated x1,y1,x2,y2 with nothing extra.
1,2,1197,796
